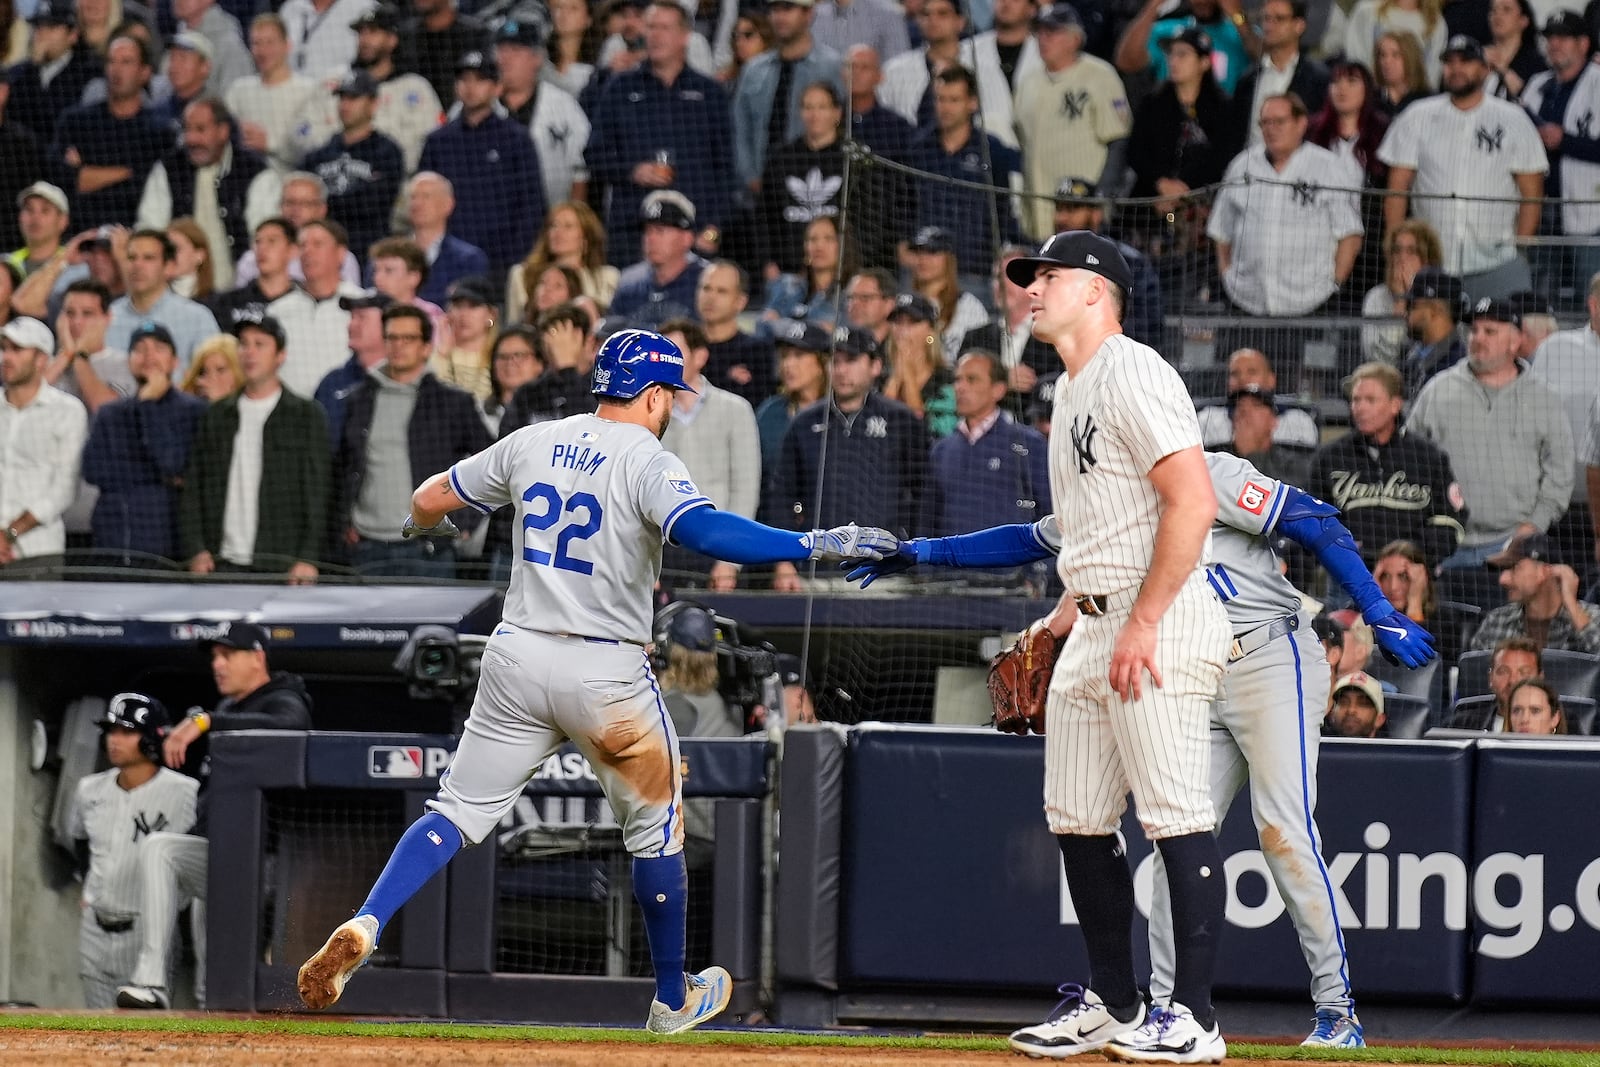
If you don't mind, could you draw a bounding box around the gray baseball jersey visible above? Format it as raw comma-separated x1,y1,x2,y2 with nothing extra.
450,413,714,644
1202,451,1304,630
69,768,198,921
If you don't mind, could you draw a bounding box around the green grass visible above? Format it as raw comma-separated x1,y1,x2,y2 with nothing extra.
0,1013,1596,1066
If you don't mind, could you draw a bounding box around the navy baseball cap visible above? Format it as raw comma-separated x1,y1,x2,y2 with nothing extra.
832,324,881,358
200,621,270,653
591,329,696,398
128,320,176,352
351,3,401,31
446,275,496,305
1054,177,1100,204
1442,33,1485,61
1490,531,1555,567
456,49,500,78
339,288,395,311
1406,266,1462,306
1544,10,1589,35
28,0,76,27
1160,25,1213,55
1227,382,1281,411
771,318,833,353
1035,2,1082,30
495,15,546,47
336,69,379,97
1005,230,1135,292
908,226,955,254
640,190,696,230
1465,295,1522,327
231,310,288,348
663,604,717,653
888,291,939,324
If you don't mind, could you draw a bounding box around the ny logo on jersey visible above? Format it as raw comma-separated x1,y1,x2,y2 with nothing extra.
1069,414,1099,474
1061,90,1090,120
132,812,169,841
1290,181,1318,207
864,416,888,438
1577,110,1596,140
1476,125,1505,153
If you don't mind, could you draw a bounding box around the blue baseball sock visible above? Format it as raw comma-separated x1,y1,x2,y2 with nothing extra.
632,852,688,1010
357,812,463,938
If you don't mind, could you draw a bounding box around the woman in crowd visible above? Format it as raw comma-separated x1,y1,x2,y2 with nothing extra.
507,201,619,323
755,336,828,479
1127,29,1236,306
431,276,498,403
1372,30,1433,115
760,82,847,277
74,0,156,59
180,335,244,402
882,293,956,437
479,326,545,436
904,226,988,366
546,0,603,96
719,9,774,84
531,264,586,318
1502,677,1569,735
167,218,214,302
761,215,859,331
1307,58,1390,296
1372,537,1463,662
1344,0,1447,85
1483,0,1545,99
1361,219,1442,363
0,261,18,329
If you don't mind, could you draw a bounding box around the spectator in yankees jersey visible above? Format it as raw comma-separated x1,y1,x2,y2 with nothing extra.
1520,11,1600,300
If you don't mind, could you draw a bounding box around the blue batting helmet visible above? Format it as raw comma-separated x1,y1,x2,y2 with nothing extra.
590,329,698,399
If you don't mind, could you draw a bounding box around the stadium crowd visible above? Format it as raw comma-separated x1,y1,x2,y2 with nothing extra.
3,0,1600,618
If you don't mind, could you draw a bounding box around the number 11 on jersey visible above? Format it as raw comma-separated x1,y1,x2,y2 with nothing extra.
1205,563,1238,603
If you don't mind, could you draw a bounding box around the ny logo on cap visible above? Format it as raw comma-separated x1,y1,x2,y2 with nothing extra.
464,50,483,65
1476,298,1491,313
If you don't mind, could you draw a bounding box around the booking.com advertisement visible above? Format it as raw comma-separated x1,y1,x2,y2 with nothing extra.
839,729,1600,1006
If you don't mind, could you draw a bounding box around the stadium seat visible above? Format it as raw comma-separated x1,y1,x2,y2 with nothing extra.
1435,568,1507,618
1365,655,1443,709
1563,696,1597,735
1446,694,1497,731
1378,693,1432,739
1455,650,1491,701
1536,650,1600,705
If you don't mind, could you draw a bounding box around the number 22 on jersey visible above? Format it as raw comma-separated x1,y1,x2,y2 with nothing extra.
522,481,604,574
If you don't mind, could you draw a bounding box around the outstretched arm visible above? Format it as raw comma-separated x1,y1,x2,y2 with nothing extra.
671,506,895,565
844,521,1057,587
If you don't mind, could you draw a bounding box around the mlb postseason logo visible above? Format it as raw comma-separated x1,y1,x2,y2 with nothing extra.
369,746,425,778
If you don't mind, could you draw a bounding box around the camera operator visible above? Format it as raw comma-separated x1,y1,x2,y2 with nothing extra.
653,603,746,739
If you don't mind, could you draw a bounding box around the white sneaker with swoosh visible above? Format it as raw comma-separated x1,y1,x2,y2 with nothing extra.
1009,985,1146,1059
645,966,732,1035
1106,1002,1226,1064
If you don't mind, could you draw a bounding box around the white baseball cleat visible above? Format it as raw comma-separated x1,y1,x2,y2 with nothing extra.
1105,1002,1226,1064
1008,984,1146,1059
297,914,379,1010
645,966,732,1035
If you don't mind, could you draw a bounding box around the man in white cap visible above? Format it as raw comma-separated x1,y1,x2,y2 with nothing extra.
1325,671,1386,738
0,316,89,569
8,181,71,279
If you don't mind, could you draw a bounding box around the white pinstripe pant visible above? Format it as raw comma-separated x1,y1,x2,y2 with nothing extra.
79,911,140,1008
130,832,209,1002
1044,574,1230,840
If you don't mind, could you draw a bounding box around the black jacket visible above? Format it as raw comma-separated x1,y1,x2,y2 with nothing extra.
1230,55,1330,147
1127,81,1238,197
337,371,493,535
8,46,101,144
161,143,271,267
1308,428,1468,567
192,671,314,836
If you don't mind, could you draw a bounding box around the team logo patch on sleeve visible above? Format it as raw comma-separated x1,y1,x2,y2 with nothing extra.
665,470,699,495
1237,480,1271,515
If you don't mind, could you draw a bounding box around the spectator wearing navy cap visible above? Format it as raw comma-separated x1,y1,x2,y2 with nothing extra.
8,1,102,145
81,321,207,564
609,190,709,328
1049,181,1165,347
584,0,732,263
431,274,498,402
397,0,492,105
768,321,927,589
1410,295,1575,570
170,0,255,95
905,225,990,365
959,246,1060,408
335,302,490,576
418,49,545,290
883,290,957,436
303,70,406,270
1013,2,1130,240
105,229,221,370
1470,532,1600,651
754,316,831,486
1222,382,1313,488
1379,33,1547,302
490,16,591,208
907,66,1026,282
313,288,393,450
1522,11,1600,298
151,31,215,136
342,4,447,173
1398,266,1467,397
179,310,331,581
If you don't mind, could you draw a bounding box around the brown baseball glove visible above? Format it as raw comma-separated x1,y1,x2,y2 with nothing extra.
987,624,1064,735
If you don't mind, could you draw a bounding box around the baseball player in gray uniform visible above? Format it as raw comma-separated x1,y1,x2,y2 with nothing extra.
850,452,1436,1051
296,328,896,1033
68,694,198,1008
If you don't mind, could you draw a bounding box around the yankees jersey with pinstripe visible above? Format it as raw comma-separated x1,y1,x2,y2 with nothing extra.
1047,333,1212,595
1376,93,1546,275
449,413,712,644
68,768,198,920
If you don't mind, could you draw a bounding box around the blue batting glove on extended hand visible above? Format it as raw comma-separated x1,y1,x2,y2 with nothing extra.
1366,609,1437,668
845,538,930,588
803,523,899,561
401,514,461,540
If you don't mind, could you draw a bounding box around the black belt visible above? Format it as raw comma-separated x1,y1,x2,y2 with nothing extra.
1228,614,1299,663
95,914,135,933
1074,594,1108,616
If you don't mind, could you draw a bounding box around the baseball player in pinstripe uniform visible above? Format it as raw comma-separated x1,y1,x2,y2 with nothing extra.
69,694,198,1008
851,451,1436,1050
296,329,896,1032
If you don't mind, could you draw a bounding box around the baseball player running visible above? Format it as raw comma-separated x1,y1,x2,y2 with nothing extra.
850,452,1436,1049
68,694,198,1008
296,329,896,1033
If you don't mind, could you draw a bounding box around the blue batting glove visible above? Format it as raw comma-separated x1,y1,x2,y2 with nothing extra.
1367,609,1437,669
845,538,930,588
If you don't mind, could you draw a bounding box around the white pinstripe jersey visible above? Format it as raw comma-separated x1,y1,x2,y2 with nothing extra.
1047,333,1212,595
449,413,715,645
68,768,198,920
